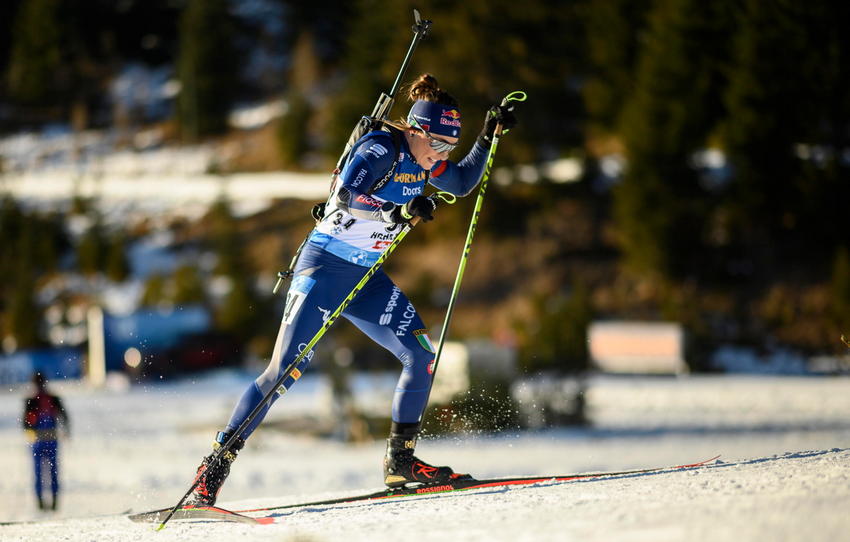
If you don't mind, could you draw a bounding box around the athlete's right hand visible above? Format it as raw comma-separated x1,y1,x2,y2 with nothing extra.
381,195,437,223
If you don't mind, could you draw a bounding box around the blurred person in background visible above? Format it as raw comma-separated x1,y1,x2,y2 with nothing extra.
187,73,517,506
22,372,70,511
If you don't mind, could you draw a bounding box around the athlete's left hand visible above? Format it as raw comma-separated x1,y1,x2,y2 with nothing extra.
477,104,518,147
382,195,438,223
400,195,437,222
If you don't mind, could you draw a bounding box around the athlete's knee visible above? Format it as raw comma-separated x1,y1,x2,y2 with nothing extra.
405,348,435,385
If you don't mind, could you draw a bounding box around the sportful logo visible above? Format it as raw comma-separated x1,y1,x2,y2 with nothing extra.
381,286,402,326
366,143,388,158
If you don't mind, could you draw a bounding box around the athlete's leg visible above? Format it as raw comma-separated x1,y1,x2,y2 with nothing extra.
32,442,44,507
343,270,436,424
344,270,461,486
190,246,371,506
47,441,58,506
224,245,368,440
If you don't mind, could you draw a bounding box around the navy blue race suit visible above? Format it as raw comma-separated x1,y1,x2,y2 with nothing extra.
23,390,69,506
224,130,488,439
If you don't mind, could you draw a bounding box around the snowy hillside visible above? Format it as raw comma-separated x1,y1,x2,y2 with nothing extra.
1,373,848,541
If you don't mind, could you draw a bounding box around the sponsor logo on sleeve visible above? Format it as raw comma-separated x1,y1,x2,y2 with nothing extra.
351,168,368,187
355,194,382,208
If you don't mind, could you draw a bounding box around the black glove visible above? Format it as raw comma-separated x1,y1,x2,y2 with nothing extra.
477,103,519,148
381,195,437,223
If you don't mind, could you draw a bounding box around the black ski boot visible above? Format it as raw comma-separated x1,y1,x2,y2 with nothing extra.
188,431,244,506
383,422,466,487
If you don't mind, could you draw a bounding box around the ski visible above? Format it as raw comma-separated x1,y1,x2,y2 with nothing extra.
236,455,720,514
128,504,274,525
127,456,718,524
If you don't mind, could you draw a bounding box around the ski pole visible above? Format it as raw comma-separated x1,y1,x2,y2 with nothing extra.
157,193,457,529
334,9,431,173
422,91,527,418
159,217,422,530
272,8,431,296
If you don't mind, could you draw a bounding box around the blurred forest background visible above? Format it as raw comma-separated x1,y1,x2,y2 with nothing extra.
1,0,850,386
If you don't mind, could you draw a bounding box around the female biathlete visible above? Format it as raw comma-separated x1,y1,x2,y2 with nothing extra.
189,74,517,505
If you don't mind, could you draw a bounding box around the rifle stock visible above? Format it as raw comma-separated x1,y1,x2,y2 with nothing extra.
333,11,430,173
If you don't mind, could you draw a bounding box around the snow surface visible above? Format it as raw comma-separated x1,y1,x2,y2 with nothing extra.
0,372,848,541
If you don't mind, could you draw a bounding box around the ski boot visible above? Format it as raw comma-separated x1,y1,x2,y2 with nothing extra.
383,422,468,488
188,431,244,506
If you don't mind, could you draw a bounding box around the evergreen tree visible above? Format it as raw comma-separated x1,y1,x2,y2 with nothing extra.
172,264,207,305
5,272,41,349
614,0,731,279
6,0,65,106
0,200,66,341
141,273,168,308
720,1,823,256
829,246,850,331
517,281,592,374
582,0,653,134
763,1,850,251
0,0,24,75
276,89,313,169
0,198,24,285
324,0,580,162
105,232,131,282
324,0,408,157
76,220,107,276
208,198,243,277
176,0,238,140
215,277,260,339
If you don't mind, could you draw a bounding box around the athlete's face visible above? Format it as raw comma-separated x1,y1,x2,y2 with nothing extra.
407,129,458,169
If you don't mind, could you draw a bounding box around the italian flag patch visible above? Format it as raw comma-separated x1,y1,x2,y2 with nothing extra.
413,329,435,353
